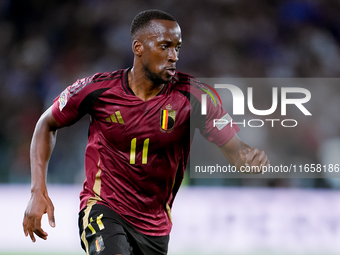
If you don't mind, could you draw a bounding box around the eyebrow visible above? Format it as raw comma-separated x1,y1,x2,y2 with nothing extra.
158,39,182,44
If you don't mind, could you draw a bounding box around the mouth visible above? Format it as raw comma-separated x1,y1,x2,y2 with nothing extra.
165,67,176,76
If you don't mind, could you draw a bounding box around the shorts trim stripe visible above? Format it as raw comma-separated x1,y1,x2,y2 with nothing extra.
81,202,94,255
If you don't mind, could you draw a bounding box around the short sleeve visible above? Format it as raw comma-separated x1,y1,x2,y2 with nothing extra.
191,82,240,147
52,76,96,126
201,96,240,146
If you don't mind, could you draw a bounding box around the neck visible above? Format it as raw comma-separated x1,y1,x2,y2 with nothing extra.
128,66,164,101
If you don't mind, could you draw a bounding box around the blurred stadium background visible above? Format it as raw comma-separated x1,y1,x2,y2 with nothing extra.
1,0,340,254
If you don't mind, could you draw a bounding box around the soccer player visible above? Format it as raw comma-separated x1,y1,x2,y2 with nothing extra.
23,9,269,255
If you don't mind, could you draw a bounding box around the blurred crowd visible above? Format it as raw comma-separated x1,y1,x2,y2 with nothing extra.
1,0,340,187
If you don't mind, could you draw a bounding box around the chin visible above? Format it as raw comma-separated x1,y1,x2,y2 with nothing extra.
164,76,173,83
164,72,175,82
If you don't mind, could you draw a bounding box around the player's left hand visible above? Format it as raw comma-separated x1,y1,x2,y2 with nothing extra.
239,147,269,173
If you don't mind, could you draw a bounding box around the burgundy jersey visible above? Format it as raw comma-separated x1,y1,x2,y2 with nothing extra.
52,68,240,236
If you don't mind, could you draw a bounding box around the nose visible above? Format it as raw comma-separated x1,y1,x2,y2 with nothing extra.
168,48,179,63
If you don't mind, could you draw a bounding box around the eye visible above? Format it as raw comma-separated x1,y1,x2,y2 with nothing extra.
161,44,169,50
176,45,181,52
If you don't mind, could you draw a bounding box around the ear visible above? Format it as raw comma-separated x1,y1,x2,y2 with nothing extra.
132,40,143,57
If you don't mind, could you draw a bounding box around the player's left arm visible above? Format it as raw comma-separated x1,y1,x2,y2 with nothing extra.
219,134,269,172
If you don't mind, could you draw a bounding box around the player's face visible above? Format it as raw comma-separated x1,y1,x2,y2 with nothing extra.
141,20,182,84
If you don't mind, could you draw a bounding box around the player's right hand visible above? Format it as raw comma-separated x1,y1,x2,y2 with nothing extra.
23,191,55,242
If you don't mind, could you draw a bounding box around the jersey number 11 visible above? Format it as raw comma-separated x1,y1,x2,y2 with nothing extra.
130,138,149,164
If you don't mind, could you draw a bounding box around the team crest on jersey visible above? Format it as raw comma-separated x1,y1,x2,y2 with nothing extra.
160,109,176,131
58,89,70,111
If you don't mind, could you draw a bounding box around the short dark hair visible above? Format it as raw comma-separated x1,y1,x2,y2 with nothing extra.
130,9,177,39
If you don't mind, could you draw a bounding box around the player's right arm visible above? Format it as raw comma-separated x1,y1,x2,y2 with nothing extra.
23,106,64,242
